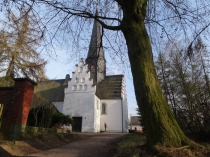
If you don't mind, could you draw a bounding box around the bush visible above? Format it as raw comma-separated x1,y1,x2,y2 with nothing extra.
51,112,73,127
27,105,73,128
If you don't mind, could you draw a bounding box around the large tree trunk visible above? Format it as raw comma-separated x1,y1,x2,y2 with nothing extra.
120,1,189,147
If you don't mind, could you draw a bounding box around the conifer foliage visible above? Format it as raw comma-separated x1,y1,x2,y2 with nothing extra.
0,9,47,86
155,39,210,141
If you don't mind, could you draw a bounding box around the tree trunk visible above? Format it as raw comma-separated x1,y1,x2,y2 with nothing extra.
120,1,189,147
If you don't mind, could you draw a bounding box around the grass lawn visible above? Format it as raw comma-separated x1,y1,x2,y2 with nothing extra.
113,133,210,157
113,133,147,157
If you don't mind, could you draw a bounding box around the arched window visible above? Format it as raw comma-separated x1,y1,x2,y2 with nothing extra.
83,85,87,91
80,67,83,72
101,103,106,114
72,85,77,91
81,78,85,83
75,77,79,83
78,85,82,91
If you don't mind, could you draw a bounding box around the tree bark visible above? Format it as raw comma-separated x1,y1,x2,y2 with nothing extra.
120,0,189,147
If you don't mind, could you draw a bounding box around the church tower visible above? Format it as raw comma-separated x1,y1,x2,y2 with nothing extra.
85,17,106,85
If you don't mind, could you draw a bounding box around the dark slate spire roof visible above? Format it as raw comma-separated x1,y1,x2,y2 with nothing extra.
85,14,106,84
86,15,104,64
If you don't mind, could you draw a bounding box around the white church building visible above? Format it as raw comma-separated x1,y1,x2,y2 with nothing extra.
34,19,128,133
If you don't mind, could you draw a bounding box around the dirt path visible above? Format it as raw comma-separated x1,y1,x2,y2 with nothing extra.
24,133,125,157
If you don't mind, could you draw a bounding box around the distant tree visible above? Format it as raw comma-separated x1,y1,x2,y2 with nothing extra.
136,107,146,134
0,9,47,86
155,39,210,141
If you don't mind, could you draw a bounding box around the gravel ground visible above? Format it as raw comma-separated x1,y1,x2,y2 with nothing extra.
24,133,125,157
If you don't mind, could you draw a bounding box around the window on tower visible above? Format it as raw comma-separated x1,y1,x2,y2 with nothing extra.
80,67,83,72
91,65,95,72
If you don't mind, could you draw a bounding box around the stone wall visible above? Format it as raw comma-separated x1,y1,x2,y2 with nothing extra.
0,78,37,138
25,126,70,133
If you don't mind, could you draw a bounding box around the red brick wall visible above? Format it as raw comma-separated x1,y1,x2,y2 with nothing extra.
0,78,37,133
0,88,13,107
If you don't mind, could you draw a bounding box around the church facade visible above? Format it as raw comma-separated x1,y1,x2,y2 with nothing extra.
34,19,128,133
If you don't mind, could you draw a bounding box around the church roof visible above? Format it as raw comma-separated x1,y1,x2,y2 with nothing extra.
86,17,105,65
130,116,141,125
31,93,57,110
34,74,123,103
96,75,123,99
34,19,122,102
34,75,70,102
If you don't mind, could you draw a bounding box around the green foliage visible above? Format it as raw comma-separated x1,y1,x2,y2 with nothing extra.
27,104,56,128
118,134,146,149
51,112,73,127
0,77,14,87
136,108,146,134
155,39,210,141
0,9,47,87
27,101,73,128
28,91,73,129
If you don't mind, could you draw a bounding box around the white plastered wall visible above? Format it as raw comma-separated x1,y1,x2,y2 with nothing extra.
63,59,97,132
100,75,128,133
94,96,101,132
100,99,124,132
130,125,142,130
121,75,129,133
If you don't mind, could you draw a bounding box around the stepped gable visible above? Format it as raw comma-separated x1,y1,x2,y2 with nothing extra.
96,75,123,99
34,74,70,102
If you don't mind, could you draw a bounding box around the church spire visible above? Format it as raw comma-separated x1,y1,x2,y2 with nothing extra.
86,12,106,85
86,10,105,61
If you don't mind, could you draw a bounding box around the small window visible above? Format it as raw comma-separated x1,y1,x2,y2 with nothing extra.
78,85,82,91
72,85,77,91
91,65,95,72
101,103,106,114
81,78,85,83
83,85,87,91
80,67,83,72
75,77,79,83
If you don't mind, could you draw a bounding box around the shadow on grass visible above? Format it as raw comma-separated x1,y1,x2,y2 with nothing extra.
0,146,13,157
110,133,148,157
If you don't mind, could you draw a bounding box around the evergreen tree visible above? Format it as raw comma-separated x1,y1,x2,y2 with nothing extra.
0,10,47,86
155,39,210,140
